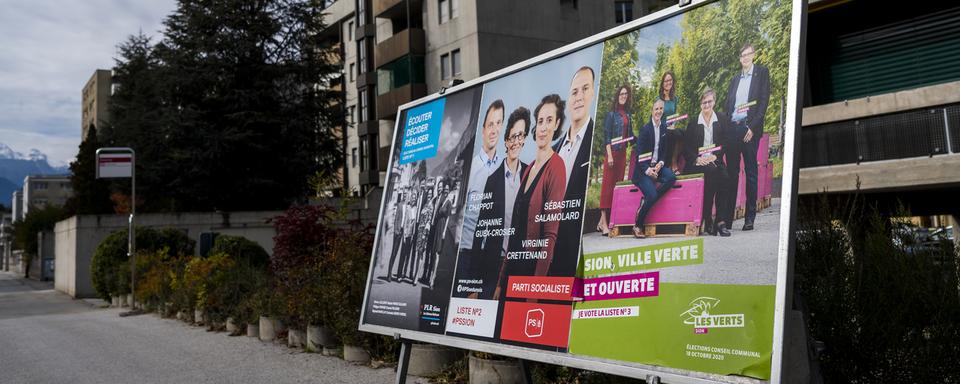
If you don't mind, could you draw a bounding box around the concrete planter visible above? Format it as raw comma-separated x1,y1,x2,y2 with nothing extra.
225,317,239,333
322,345,342,357
119,295,129,307
111,296,120,307
343,345,370,364
127,294,135,309
306,325,337,352
288,329,305,348
246,323,259,338
409,343,460,377
468,355,525,384
194,309,205,325
259,316,277,342
176,311,186,321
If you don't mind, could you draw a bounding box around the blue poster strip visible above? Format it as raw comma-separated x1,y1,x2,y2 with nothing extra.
399,98,446,164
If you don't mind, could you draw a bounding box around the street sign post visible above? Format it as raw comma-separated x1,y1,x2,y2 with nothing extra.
96,148,137,308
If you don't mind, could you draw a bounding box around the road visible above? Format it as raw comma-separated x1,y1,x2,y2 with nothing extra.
0,271,399,384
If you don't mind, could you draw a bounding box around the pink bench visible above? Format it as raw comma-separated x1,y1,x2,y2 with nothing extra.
609,175,705,235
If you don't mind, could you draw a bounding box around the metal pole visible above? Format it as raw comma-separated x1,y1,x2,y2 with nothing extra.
944,109,954,154
129,151,136,308
394,340,412,384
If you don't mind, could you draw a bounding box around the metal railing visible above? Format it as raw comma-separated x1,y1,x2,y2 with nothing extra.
800,103,958,168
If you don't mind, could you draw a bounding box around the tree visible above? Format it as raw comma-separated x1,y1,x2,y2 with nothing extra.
100,1,344,213
12,205,67,277
64,124,114,215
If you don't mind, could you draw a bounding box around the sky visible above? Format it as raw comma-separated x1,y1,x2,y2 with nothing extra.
0,0,177,166
633,14,683,86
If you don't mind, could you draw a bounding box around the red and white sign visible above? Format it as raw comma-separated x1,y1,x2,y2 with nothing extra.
499,301,571,348
445,297,499,337
505,276,576,301
97,153,133,178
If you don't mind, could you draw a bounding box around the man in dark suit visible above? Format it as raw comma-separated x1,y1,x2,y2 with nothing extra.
723,42,770,231
471,107,530,298
550,66,596,277
631,99,677,238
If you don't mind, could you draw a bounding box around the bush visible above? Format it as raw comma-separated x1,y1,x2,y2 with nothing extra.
324,221,397,358
210,235,269,267
796,194,960,382
270,205,338,329
202,251,269,324
91,226,195,301
134,247,185,311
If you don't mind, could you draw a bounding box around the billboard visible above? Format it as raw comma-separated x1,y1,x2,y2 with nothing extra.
361,0,805,381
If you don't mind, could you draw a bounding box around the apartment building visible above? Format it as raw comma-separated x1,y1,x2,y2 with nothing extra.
798,1,960,241
320,0,674,194
81,69,113,141
21,175,72,217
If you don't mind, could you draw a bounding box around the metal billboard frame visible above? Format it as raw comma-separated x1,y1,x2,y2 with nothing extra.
359,0,808,382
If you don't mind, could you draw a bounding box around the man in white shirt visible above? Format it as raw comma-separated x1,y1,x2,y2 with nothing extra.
459,99,505,250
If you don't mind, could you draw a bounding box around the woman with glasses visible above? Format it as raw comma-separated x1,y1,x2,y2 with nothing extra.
683,88,730,237
471,107,530,299
597,85,633,236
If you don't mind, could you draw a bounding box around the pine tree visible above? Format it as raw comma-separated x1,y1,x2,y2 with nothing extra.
64,125,114,215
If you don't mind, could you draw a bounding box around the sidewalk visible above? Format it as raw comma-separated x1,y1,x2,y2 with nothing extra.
0,271,429,383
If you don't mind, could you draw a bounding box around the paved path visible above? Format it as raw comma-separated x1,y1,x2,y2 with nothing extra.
0,271,400,384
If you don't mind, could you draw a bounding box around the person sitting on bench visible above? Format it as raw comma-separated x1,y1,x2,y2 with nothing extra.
631,99,678,238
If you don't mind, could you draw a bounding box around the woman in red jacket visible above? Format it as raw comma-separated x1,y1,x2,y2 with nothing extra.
493,94,568,299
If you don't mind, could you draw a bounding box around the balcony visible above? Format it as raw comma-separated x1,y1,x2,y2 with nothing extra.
375,28,425,68
376,83,426,120
373,0,402,18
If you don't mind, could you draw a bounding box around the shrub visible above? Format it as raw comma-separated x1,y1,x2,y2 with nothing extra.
202,251,269,324
209,235,269,267
134,247,184,311
271,204,338,329
91,226,195,301
325,221,397,358
796,194,960,382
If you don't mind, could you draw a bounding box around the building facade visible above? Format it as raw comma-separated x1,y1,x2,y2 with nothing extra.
21,175,72,217
10,190,23,222
321,0,674,194
81,69,113,141
799,1,960,242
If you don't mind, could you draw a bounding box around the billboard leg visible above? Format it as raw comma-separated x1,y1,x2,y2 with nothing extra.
395,340,412,384
646,375,661,384
519,359,533,384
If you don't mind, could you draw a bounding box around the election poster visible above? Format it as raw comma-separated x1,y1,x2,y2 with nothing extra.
570,0,791,378
362,86,482,333
361,0,801,381
446,44,602,351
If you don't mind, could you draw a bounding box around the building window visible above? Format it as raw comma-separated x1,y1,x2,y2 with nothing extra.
376,55,425,95
34,182,48,190
352,147,358,167
348,105,356,125
441,53,450,80
358,39,368,74
615,1,633,24
347,21,354,41
349,63,355,82
359,89,369,122
451,49,461,76
359,137,368,171
439,0,459,24
357,0,367,26
441,49,460,80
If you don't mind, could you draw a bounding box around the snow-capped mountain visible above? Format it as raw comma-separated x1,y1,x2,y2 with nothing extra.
0,142,69,209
